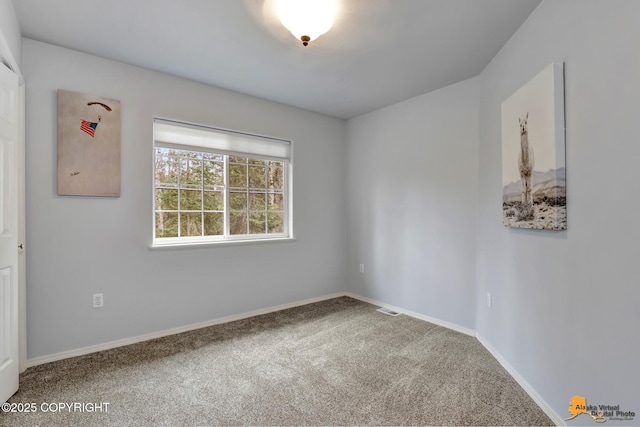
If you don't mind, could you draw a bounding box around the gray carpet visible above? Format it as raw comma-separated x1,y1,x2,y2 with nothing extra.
1,297,554,426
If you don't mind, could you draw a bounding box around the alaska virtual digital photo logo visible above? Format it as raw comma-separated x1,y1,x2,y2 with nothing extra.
566,396,635,423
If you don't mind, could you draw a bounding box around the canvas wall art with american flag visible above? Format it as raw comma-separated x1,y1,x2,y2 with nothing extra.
57,89,121,197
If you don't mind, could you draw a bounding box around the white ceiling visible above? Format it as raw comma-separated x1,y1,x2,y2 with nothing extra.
14,0,541,119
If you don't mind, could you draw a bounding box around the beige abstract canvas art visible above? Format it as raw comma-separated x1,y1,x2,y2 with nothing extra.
57,89,121,197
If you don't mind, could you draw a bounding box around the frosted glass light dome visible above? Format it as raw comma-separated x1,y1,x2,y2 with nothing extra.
275,0,337,46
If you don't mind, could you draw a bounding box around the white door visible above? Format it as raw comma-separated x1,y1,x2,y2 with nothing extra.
0,62,19,403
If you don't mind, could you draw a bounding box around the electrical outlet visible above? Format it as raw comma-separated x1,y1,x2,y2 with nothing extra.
359,264,365,273
93,293,104,308
486,292,492,308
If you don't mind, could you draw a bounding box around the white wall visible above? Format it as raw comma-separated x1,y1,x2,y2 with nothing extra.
476,0,640,422
346,77,478,330
23,39,347,359
0,0,21,69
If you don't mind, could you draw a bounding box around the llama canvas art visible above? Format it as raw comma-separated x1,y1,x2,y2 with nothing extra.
501,63,566,230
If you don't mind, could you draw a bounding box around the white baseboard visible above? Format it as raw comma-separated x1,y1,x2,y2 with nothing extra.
345,292,476,337
476,334,565,427
25,292,348,368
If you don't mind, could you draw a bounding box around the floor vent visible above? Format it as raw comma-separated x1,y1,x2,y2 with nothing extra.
376,307,400,316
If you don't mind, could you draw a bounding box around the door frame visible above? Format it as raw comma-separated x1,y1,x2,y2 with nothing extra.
0,34,27,373
18,82,25,372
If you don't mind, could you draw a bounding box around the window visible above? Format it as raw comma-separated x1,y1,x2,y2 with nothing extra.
153,119,292,246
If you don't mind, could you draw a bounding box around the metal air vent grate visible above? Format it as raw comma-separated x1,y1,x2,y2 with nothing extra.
376,307,400,316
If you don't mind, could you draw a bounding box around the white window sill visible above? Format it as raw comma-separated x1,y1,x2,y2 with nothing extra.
149,236,296,250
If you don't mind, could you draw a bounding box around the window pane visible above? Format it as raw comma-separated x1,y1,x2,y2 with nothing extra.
155,147,171,156
267,193,284,211
180,158,202,188
229,192,247,211
229,156,247,164
268,212,283,233
249,192,266,211
203,191,223,211
249,165,266,188
203,161,224,189
249,158,266,166
268,166,284,190
156,189,178,211
180,190,202,211
180,213,202,237
156,212,178,238
181,151,202,160
155,155,179,188
204,212,223,236
229,163,247,188
230,212,248,235
249,212,266,234
203,152,223,162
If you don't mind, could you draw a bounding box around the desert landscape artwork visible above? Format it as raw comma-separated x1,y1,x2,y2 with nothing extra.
57,89,121,196
501,63,566,230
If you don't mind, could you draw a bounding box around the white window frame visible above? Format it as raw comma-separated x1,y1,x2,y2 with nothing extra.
151,118,294,248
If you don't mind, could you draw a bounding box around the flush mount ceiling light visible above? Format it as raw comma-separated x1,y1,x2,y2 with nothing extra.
275,0,338,46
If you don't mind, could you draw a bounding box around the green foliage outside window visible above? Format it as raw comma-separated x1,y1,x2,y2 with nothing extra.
155,148,285,239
